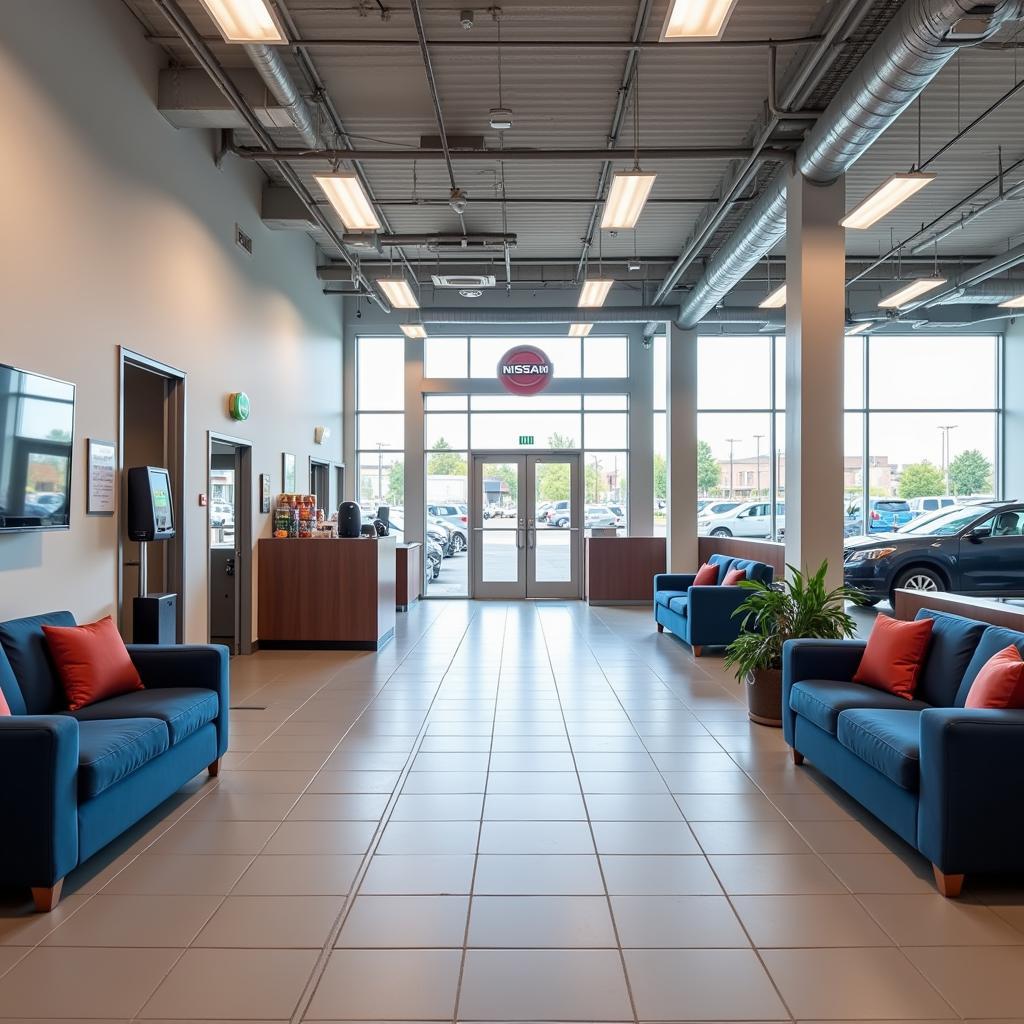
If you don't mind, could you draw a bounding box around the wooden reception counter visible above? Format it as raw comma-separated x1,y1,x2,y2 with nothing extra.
258,536,396,650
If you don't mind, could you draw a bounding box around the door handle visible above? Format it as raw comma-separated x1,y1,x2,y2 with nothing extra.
225,558,236,577
528,528,535,549
517,528,525,549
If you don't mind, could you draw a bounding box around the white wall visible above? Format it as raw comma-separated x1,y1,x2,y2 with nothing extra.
0,1,343,641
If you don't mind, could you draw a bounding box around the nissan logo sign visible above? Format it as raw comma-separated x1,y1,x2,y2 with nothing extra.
497,345,553,396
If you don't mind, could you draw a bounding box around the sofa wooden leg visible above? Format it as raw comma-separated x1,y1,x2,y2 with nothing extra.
208,758,221,777
792,749,805,766
31,879,63,913
692,645,703,657
656,622,664,633
933,865,965,898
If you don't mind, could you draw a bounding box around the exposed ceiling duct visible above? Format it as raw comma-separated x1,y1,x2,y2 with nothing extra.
927,278,1024,303
419,307,672,325
674,0,1024,330
242,43,320,149
903,239,1024,310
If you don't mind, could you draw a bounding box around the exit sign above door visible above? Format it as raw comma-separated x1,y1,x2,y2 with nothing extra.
519,435,534,446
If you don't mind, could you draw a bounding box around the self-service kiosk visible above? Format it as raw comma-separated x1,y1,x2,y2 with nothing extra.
127,466,177,644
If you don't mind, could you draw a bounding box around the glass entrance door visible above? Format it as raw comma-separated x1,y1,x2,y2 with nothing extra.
471,452,582,599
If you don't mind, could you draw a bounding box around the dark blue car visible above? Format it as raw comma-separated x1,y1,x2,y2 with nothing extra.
843,500,1024,605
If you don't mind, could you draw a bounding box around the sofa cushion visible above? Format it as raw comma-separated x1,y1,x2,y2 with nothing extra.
790,679,931,736
0,611,75,714
77,717,169,799
667,596,689,616
853,615,934,700
722,568,746,586
69,688,219,745
914,610,987,708
723,558,773,586
837,709,921,791
964,645,1024,709
694,563,718,587
955,625,1024,707
655,589,688,609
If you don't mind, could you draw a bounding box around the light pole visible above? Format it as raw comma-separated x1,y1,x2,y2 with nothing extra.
726,439,741,497
753,434,765,497
938,425,958,494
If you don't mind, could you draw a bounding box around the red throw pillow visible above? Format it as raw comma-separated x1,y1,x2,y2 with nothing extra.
0,689,9,716
722,568,746,586
42,616,144,712
693,563,719,587
853,615,934,700
965,645,1024,709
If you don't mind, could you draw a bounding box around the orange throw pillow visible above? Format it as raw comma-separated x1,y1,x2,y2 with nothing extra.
42,616,144,712
0,689,9,716
722,568,746,586
965,645,1024,709
693,563,719,587
853,614,934,700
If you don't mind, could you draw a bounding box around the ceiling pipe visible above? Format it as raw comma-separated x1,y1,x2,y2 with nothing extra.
229,145,795,163
910,177,1024,254
900,240,1024,312
242,44,319,148
409,0,458,193
419,306,672,324
928,279,1024,303
672,0,1024,331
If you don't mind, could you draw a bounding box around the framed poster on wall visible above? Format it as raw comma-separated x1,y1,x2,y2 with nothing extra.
86,438,116,515
281,452,296,493
259,473,272,513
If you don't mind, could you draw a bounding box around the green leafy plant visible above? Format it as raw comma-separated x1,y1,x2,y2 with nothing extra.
723,561,859,681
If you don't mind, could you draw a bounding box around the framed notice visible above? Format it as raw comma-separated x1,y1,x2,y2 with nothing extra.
259,473,272,514
282,452,296,493
87,438,116,515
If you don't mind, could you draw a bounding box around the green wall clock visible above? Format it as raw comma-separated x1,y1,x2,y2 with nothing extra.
228,392,250,421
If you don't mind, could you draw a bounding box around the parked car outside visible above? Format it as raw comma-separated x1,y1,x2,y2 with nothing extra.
697,499,741,517
427,503,467,553
698,501,784,539
584,505,616,529
843,500,1024,606
907,495,959,517
605,504,627,528
545,500,571,526
846,497,914,533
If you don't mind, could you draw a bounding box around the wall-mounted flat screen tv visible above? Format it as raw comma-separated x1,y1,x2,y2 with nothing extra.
0,363,75,532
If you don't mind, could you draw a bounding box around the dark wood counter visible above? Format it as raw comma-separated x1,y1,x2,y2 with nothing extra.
396,543,422,611
585,537,666,605
258,536,396,650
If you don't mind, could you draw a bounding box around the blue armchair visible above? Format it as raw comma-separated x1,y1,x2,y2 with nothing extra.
654,553,774,656
0,611,229,910
783,609,1024,895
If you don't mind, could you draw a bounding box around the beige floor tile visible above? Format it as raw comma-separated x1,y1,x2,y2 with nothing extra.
860,893,1024,946
361,854,475,895
337,895,469,947
611,895,749,947
794,819,895,854
474,854,605,895
601,855,722,895
821,852,936,893
41,894,219,947
709,854,847,895
905,946,1024,1018
676,793,785,821
591,820,701,855
0,947,179,1018
378,818,480,854
661,770,760,794
101,854,254,895
232,854,361,895
761,947,957,1019
305,769,400,793
263,819,378,855
0,946,28,978
691,819,812,855
307,948,461,1019
468,895,616,947
391,793,485,820
459,948,632,1021
186,792,299,821
0,894,89,946
213,769,316,793
731,894,893,947
624,948,789,1020
287,792,390,820
145,817,278,855
194,895,344,947
139,947,318,1019
479,819,595,854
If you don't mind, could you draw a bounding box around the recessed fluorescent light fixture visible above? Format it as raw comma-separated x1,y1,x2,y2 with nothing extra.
759,284,787,309
999,293,1024,308
601,171,658,230
878,277,947,308
400,323,427,338
569,323,593,337
314,173,381,232
845,322,873,336
841,173,935,230
376,278,420,309
578,279,614,308
661,0,740,40
196,0,288,43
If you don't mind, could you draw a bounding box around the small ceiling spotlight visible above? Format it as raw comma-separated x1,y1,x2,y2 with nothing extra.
449,188,469,215
489,107,513,131
460,8,474,29
628,259,642,272
459,288,483,299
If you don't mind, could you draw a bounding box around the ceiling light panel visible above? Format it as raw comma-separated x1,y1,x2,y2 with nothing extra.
377,279,420,309
400,324,428,338
878,278,947,308
314,173,381,232
601,171,657,230
569,323,593,337
661,0,741,41
196,0,288,44
841,173,935,230
578,280,614,308
999,294,1024,308
759,284,787,309
845,322,873,336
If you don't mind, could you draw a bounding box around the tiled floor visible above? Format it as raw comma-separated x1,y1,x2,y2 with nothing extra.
2,600,1024,1023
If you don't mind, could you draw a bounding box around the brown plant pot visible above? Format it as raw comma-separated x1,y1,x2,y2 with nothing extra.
745,668,783,727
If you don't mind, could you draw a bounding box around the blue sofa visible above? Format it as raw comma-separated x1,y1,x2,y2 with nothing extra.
783,609,1024,896
0,611,229,911
654,553,774,656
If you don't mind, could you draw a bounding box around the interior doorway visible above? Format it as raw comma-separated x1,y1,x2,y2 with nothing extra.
309,458,331,510
470,451,583,599
208,433,253,655
118,349,186,641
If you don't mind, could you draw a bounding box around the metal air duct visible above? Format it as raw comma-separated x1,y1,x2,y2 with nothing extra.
243,44,320,148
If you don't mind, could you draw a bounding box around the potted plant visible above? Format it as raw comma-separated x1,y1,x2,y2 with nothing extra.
724,561,859,726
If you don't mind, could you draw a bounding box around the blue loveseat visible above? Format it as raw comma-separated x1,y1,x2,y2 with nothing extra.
784,608,1024,896
654,553,774,656
0,611,229,911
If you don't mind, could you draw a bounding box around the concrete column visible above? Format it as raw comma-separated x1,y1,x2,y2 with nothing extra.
1005,319,1024,499
404,337,425,545
629,328,655,536
341,312,357,501
784,170,846,586
667,323,698,571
